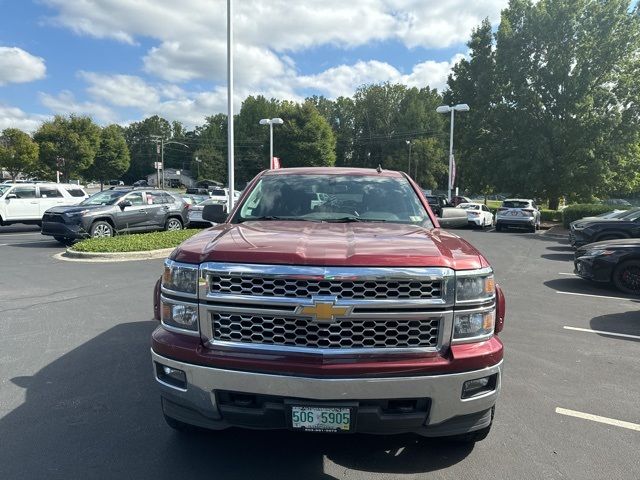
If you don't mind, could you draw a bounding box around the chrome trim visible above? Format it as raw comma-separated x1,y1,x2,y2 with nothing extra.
160,295,200,337
151,350,502,426
454,267,493,277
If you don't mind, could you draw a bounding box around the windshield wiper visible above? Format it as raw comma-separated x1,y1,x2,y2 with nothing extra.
238,216,305,223
324,216,365,223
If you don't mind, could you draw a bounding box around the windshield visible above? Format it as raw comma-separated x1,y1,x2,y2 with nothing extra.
234,174,433,226
81,190,126,206
0,185,11,196
614,208,640,220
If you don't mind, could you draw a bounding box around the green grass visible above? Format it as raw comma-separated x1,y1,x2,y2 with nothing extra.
71,229,201,253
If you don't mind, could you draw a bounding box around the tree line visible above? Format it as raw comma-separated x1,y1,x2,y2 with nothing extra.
2,0,640,207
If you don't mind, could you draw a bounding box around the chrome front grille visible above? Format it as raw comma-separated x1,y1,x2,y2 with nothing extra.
212,313,440,349
208,275,442,300
199,263,455,355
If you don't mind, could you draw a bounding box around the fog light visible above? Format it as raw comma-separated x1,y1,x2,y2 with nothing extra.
462,374,496,399
156,363,187,390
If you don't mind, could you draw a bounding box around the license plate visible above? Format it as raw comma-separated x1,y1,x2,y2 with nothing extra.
290,406,352,432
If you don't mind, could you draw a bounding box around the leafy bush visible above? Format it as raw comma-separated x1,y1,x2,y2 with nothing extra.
561,204,621,228
541,209,562,222
71,229,202,253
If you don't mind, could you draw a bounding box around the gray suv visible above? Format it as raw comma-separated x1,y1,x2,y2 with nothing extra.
41,188,189,244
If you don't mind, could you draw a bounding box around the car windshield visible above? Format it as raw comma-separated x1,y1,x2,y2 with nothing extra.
234,174,433,226
80,190,126,206
0,185,11,196
503,200,530,208
615,208,640,220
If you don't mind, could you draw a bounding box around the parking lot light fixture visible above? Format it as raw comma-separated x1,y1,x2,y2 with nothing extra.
259,118,284,169
436,104,470,201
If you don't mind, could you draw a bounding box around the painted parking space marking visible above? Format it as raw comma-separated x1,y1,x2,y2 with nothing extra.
556,290,632,301
556,407,640,432
563,326,640,341
558,272,576,276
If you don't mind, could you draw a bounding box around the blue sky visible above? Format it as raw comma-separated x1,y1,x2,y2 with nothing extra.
0,0,507,131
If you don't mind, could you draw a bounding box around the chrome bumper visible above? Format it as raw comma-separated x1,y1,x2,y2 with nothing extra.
151,350,502,427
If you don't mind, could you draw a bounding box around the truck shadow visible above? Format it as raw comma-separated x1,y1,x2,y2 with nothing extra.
1,321,472,480
590,311,640,343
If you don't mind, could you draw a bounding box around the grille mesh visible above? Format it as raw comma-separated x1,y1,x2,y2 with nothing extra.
212,313,440,349
208,275,442,300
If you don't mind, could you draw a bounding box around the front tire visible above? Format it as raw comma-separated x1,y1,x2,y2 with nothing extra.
90,221,114,238
612,260,640,295
165,217,183,231
495,223,503,232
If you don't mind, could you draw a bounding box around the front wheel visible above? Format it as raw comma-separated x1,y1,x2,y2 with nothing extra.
495,223,502,232
90,221,114,238
165,217,183,231
612,260,640,295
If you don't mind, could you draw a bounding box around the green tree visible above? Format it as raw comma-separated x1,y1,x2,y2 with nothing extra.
0,128,39,181
448,0,640,208
274,101,336,168
190,114,228,184
123,115,171,183
33,115,101,182
87,125,131,190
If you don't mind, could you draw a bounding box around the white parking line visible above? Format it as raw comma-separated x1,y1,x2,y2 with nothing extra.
563,326,640,341
558,272,576,276
556,407,640,432
556,290,631,301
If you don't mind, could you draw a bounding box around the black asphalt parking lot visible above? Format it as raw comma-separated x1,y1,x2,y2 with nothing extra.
0,226,638,479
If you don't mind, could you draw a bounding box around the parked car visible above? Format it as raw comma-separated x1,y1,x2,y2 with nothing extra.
185,187,210,195
458,202,494,228
133,179,149,187
152,167,506,442
574,239,640,294
180,194,209,208
569,208,640,248
603,199,632,207
41,188,189,244
188,198,222,227
107,180,125,186
495,199,541,232
423,193,468,228
0,183,88,227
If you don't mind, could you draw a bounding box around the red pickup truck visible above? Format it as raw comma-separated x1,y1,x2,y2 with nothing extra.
152,167,505,443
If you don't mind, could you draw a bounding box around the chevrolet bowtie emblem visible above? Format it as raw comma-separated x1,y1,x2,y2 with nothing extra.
298,300,351,322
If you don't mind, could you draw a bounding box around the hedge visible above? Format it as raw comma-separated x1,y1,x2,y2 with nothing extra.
71,229,201,253
541,209,562,222
561,204,619,228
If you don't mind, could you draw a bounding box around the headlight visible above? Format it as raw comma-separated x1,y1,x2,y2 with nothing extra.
161,298,199,333
581,249,614,257
453,307,495,343
66,209,89,217
163,260,199,295
456,268,495,303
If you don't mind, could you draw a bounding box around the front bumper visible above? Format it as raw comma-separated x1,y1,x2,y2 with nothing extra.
41,220,88,239
574,256,615,283
152,350,502,436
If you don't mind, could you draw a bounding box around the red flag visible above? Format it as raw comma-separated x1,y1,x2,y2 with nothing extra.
272,157,281,169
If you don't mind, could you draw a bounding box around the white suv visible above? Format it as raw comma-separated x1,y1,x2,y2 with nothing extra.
495,198,541,232
0,183,88,226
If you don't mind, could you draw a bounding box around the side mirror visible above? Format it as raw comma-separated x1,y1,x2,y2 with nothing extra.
119,200,133,209
202,204,227,224
5,193,17,199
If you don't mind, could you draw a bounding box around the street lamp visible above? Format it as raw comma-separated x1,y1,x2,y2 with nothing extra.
436,103,469,201
259,118,284,169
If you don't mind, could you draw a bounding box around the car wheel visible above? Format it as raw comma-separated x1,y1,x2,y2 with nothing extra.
165,217,183,231
495,224,502,232
90,221,114,238
612,260,640,295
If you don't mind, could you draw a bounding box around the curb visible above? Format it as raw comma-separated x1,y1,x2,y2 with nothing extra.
56,247,174,263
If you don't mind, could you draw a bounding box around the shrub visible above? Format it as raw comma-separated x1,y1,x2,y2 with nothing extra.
541,209,562,222
71,229,202,253
561,204,621,228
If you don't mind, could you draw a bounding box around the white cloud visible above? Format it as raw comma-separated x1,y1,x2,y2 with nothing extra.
78,71,160,107
294,54,465,99
0,104,49,132
0,47,46,85
39,91,118,124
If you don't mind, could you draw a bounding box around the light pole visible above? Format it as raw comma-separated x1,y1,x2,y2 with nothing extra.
227,0,235,211
436,103,469,201
195,156,201,179
405,140,412,176
259,118,284,169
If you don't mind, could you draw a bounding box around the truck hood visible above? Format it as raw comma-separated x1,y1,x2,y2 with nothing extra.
172,221,487,270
